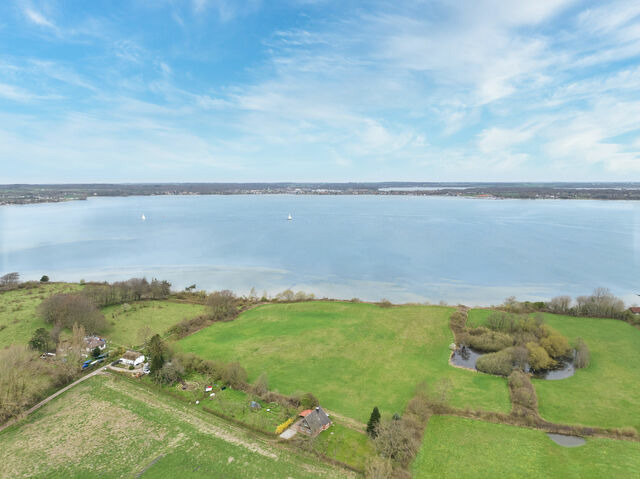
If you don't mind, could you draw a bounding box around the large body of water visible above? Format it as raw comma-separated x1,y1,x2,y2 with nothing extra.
1,195,639,305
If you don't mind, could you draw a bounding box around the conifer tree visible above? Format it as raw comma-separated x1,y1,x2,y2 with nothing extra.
366,406,381,437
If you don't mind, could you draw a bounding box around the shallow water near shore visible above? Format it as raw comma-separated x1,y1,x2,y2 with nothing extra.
547,433,586,447
1,195,639,304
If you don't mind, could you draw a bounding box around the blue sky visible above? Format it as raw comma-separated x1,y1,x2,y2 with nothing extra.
0,0,639,183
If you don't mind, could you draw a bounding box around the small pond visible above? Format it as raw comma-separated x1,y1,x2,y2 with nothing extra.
450,346,484,369
449,346,576,380
547,433,586,447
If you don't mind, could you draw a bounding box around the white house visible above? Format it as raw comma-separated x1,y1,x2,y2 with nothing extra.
121,350,145,366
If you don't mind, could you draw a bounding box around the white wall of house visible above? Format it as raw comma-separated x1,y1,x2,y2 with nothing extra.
121,354,145,366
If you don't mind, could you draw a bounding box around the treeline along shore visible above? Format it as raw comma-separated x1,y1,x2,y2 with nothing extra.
2,182,640,205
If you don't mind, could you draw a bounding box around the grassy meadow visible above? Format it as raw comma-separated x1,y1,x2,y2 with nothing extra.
102,300,206,348
178,301,510,422
412,415,640,479
468,309,640,431
0,282,81,349
0,373,348,479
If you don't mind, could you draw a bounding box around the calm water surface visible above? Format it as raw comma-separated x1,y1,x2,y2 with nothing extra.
1,195,639,305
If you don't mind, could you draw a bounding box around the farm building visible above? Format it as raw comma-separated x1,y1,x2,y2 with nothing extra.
84,336,107,353
297,407,331,436
121,350,145,366
630,307,640,315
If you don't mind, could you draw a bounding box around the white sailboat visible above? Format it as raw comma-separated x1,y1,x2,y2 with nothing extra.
141,214,146,221
287,213,292,221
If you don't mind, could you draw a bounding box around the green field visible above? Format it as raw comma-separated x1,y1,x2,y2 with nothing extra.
178,302,510,422
0,283,80,348
468,309,640,431
0,373,348,478
102,300,206,348
535,313,640,431
412,416,640,478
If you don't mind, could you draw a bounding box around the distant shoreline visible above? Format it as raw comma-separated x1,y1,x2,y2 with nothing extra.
3,182,640,205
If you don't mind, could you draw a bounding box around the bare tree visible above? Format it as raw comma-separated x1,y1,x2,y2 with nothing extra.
206,290,237,320
38,293,107,333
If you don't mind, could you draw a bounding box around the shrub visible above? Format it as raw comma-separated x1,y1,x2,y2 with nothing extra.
374,418,421,467
364,456,393,479
526,342,555,370
154,361,185,385
206,290,237,320
221,362,248,389
275,417,295,434
40,275,49,283
252,372,269,396
574,338,590,369
378,298,392,308
299,392,319,409
465,327,513,352
476,349,514,376
540,329,570,358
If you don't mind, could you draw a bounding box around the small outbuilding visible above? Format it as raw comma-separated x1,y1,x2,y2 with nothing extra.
121,350,145,367
297,406,331,436
250,401,262,410
630,307,640,315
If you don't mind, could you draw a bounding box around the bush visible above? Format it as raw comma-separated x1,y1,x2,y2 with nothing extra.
540,329,570,358
378,298,392,308
364,456,393,479
374,418,421,467
275,417,294,434
464,327,513,352
154,361,185,385
476,349,514,376
221,362,248,388
526,342,555,370
252,373,269,396
574,338,590,369
40,275,49,283
206,290,237,321
299,392,319,410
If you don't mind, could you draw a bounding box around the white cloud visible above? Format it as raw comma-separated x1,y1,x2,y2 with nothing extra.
23,7,56,30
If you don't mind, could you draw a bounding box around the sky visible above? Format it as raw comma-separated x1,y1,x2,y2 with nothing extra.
0,0,639,183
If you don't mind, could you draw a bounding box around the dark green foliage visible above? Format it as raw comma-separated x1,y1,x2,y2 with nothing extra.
28,327,51,352
91,346,101,358
147,334,167,374
39,275,49,283
367,406,381,437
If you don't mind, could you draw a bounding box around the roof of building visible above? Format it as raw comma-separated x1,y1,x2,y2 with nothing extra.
301,407,331,434
122,350,143,360
630,307,640,313
85,336,106,349
299,409,313,417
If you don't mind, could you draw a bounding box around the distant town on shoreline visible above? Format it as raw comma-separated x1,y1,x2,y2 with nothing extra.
3,182,640,205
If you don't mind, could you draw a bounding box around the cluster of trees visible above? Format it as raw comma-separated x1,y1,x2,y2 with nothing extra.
83,278,171,307
547,288,630,320
38,293,107,334
460,311,581,375
0,272,20,290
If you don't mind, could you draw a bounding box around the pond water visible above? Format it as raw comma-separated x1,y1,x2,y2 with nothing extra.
1,195,639,305
449,347,576,380
547,433,586,447
450,346,484,369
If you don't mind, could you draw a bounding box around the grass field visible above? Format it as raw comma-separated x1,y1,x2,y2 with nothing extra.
102,300,206,348
0,373,349,479
412,416,640,478
178,302,510,422
0,283,80,349
468,309,640,431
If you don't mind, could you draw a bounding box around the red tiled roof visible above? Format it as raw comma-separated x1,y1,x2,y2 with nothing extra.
630,307,640,313
299,409,313,417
